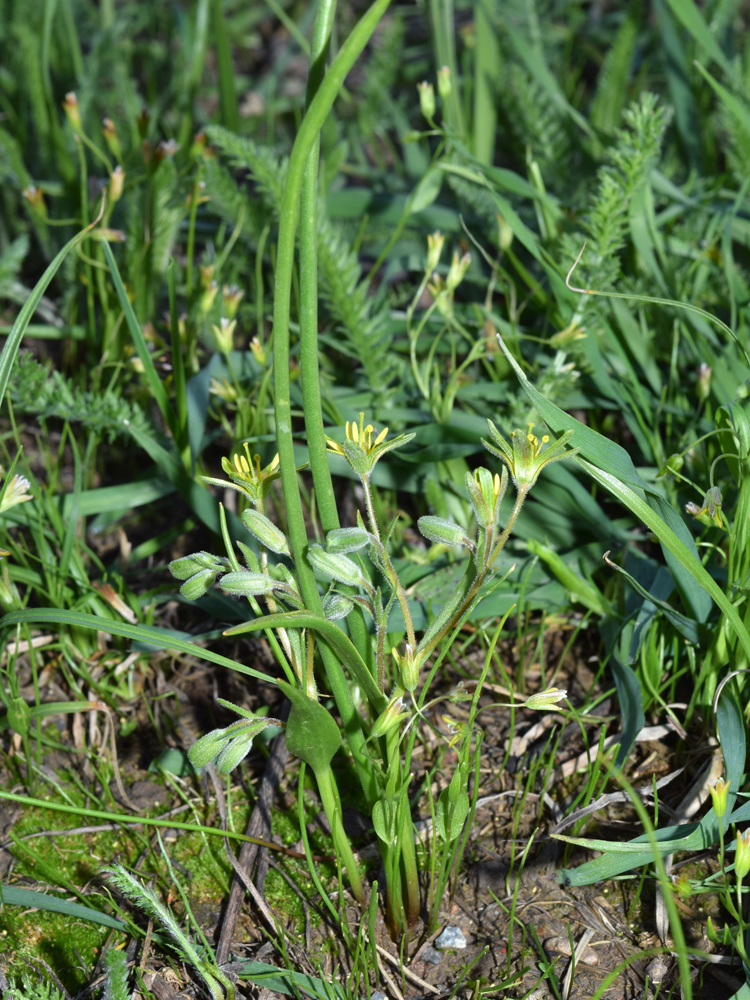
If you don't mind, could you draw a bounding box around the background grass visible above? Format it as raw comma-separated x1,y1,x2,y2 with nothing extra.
2,0,750,996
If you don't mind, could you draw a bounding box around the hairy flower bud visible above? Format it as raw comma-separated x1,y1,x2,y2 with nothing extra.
219,571,277,597
308,545,370,589
63,92,82,132
417,81,436,121
241,509,290,555
417,515,472,548
437,66,451,100
325,527,371,554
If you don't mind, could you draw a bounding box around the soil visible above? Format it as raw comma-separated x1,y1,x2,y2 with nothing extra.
0,607,741,1000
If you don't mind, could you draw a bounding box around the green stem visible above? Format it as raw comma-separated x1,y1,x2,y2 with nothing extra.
316,764,365,905
272,0,392,808
299,0,337,533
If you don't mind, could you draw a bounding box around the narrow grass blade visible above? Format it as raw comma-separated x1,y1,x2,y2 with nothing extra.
0,608,276,683
0,883,128,931
101,239,177,439
0,789,291,852
579,458,750,658
603,554,707,646
694,60,750,133
661,0,732,75
0,199,103,404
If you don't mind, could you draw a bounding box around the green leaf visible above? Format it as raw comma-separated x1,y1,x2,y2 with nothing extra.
410,167,443,215
236,961,347,1000
602,554,706,646
0,883,127,931
661,0,732,75
557,685,742,885
277,680,341,773
436,784,470,842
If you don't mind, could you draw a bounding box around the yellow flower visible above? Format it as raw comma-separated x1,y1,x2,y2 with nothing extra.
483,421,577,492
326,413,415,478
709,777,730,819
202,445,281,508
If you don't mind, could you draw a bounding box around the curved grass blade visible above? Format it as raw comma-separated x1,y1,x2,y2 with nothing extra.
101,239,177,437
577,459,750,663
0,196,105,405
0,883,128,931
495,330,712,622
0,789,296,853
0,608,276,683
225,610,386,710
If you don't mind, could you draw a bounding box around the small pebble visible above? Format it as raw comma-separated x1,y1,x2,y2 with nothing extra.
420,946,442,965
645,955,670,984
435,926,467,950
371,992,388,1000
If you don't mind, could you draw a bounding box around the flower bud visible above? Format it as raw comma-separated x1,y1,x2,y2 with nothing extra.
370,688,408,739
250,337,267,365
657,453,684,479
22,186,47,217
212,317,236,354
465,467,506,530
417,81,436,121
697,363,712,403
417,515,471,548
188,728,232,768
222,284,244,319
108,166,125,204
736,829,750,880
322,593,354,621
437,66,451,100
325,527,371,554
426,231,445,273
0,472,32,512
523,687,567,712
200,280,219,316
169,551,227,579
191,131,208,157
219,571,277,597
214,731,255,773
446,251,471,292
497,214,513,251
102,118,123,161
685,486,723,528
63,92,82,132
393,643,423,692
241,509,290,555
709,777,730,820
178,568,217,600
307,545,370,589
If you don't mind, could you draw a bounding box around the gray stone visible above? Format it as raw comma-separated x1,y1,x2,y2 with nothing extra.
434,926,467,950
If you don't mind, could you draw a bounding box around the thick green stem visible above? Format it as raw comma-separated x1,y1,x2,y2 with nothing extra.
316,764,365,905
299,0,377,681
272,0,392,809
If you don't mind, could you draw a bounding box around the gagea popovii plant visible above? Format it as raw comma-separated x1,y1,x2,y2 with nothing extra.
171,415,578,937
